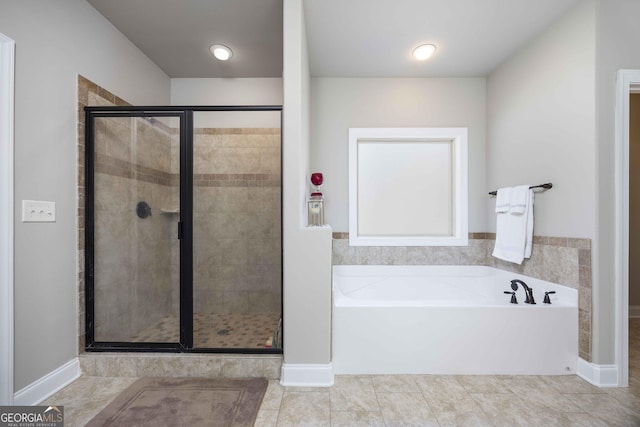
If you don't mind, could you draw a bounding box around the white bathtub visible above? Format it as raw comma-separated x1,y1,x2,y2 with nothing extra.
332,265,578,375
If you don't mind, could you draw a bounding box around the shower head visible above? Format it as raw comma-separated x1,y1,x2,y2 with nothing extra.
142,116,157,125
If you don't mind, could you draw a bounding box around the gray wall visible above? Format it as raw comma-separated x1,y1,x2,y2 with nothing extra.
310,78,487,232
486,0,596,239
486,0,640,365
171,78,283,128
0,0,170,391
595,0,640,364
282,0,333,368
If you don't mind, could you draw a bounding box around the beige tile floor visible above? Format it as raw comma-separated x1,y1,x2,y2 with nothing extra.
44,319,640,426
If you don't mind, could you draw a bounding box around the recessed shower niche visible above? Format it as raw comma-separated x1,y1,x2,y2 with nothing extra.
85,106,282,353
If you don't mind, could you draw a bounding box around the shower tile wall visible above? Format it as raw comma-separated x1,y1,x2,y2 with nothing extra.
93,116,177,342
332,233,593,362
78,75,131,350
193,128,281,316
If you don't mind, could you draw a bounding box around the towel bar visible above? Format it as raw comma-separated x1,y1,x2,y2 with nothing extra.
488,183,552,196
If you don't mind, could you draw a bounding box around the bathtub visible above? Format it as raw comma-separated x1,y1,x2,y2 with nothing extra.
332,265,578,375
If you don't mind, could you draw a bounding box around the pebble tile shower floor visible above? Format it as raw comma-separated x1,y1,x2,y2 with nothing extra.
132,312,281,348
44,319,640,426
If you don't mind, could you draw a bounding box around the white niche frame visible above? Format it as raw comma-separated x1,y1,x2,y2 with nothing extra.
348,127,468,246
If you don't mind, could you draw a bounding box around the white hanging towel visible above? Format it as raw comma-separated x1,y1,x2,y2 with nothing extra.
509,185,528,214
494,187,511,213
492,185,534,264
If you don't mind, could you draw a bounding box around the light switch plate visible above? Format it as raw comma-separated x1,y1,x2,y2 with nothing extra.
22,200,56,222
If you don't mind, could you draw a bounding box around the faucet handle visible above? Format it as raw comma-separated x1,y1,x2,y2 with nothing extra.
504,291,517,304
543,291,556,304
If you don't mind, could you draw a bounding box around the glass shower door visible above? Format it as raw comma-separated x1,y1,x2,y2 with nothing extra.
191,110,282,349
86,106,282,353
89,113,182,345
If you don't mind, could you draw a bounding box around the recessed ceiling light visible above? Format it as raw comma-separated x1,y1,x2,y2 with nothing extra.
209,44,233,61
412,44,437,61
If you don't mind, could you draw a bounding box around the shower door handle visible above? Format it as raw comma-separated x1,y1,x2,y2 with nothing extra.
178,221,184,239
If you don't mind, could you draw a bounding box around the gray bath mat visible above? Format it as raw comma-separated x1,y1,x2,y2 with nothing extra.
85,377,267,427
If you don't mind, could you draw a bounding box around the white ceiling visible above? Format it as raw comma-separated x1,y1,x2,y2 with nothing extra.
87,0,283,78
87,0,581,79
304,0,581,77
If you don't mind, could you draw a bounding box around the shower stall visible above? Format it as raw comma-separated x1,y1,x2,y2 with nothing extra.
84,106,282,353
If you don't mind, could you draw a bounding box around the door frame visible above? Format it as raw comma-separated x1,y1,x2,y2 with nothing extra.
0,32,15,405
615,69,640,387
84,109,188,352
83,105,283,354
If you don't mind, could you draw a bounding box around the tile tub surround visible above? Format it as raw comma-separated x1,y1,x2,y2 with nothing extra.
488,235,593,362
332,232,593,362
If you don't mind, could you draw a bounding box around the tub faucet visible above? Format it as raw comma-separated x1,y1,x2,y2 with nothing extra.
511,279,536,304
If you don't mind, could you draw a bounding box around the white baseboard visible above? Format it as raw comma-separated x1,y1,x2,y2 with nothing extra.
576,357,619,387
630,305,640,318
280,362,334,387
14,358,80,405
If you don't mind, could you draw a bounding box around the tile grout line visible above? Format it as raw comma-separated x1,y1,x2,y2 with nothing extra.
454,376,499,426
413,376,446,427
370,375,388,426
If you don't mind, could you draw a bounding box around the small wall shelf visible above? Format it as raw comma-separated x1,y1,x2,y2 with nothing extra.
160,208,180,214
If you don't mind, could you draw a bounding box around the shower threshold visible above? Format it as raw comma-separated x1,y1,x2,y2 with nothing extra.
79,352,283,379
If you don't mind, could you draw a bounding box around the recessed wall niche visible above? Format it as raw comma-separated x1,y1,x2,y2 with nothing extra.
348,127,468,246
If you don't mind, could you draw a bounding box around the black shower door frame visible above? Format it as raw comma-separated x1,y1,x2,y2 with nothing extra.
84,105,283,354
